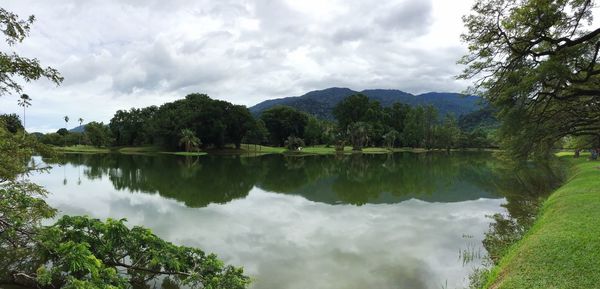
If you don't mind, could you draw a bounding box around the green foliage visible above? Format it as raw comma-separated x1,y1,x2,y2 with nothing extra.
109,106,157,146
437,114,461,151
147,94,253,149
332,94,375,131
84,121,113,147
244,119,269,146
383,129,400,149
348,122,371,151
459,0,600,161
284,135,305,151
179,128,201,152
260,106,309,146
0,8,63,96
32,216,250,288
0,113,23,133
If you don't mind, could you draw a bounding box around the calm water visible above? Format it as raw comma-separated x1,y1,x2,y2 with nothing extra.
30,152,561,289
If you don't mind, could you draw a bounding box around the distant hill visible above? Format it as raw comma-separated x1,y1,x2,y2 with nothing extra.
69,125,85,133
250,87,484,119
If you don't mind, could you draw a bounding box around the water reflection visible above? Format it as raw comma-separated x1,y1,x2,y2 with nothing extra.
30,152,563,289
43,152,510,207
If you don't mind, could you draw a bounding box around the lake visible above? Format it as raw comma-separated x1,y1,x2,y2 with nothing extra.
29,152,562,289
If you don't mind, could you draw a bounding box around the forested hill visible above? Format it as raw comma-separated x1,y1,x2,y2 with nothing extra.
249,87,483,119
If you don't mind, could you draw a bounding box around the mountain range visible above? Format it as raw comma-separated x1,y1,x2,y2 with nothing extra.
250,87,483,119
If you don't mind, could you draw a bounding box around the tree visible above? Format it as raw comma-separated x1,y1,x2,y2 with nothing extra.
459,0,600,161
225,105,254,149
402,106,425,147
0,113,23,133
244,119,269,150
78,117,83,145
260,106,308,146
383,129,400,149
179,128,201,152
84,121,112,147
284,135,305,151
437,114,461,152
0,8,63,97
17,94,31,130
348,122,371,151
332,94,371,130
423,105,438,150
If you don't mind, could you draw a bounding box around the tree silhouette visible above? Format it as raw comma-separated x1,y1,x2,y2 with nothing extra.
17,94,31,130
78,117,83,145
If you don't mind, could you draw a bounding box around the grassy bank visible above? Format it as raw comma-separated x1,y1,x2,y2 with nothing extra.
53,144,491,156
483,154,600,288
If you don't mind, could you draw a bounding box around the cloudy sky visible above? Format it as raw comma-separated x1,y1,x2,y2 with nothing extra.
2,0,478,132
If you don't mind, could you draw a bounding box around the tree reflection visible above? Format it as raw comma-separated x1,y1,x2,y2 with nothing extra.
46,152,562,211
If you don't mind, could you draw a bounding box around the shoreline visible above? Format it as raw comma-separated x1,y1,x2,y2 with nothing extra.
52,145,498,156
482,153,600,288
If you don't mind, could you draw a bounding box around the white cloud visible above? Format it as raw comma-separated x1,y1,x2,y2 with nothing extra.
0,0,478,132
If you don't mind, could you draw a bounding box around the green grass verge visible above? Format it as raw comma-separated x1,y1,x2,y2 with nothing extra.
162,151,208,156
53,145,110,153
484,154,600,289
54,144,487,156
116,146,161,154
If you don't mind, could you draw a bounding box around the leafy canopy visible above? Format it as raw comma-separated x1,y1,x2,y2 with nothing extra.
459,0,600,160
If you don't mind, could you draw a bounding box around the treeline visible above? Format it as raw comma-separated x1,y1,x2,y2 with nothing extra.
33,92,495,151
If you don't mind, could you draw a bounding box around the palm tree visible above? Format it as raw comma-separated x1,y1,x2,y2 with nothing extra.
17,94,31,130
63,116,69,147
179,129,201,152
78,117,84,145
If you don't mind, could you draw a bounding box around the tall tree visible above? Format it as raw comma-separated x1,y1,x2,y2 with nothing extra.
17,94,30,130
333,94,371,130
260,106,308,146
78,117,83,145
459,0,600,160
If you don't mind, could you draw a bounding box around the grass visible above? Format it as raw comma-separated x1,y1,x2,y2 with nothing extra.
53,145,110,153
116,146,161,154
483,153,600,289
163,151,208,156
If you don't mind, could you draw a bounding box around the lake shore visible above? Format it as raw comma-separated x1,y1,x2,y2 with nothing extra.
53,144,496,156
483,153,600,288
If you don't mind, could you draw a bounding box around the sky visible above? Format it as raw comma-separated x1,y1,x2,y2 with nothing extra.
2,0,486,132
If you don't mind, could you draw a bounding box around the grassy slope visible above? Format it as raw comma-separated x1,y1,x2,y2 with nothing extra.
486,154,600,289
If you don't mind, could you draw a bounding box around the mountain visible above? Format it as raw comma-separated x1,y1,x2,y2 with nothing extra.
250,87,483,119
69,125,86,133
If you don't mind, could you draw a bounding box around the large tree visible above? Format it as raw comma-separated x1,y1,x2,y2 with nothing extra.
459,0,600,160
260,106,308,146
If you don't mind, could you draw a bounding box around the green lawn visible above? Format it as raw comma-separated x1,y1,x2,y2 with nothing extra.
53,145,110,153
484,154,600,289
163,151,208,156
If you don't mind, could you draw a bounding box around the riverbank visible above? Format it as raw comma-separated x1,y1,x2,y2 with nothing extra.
483,154,600,288
53,144,494,156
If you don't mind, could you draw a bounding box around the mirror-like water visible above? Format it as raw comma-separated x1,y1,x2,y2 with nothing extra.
30,152,562,289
